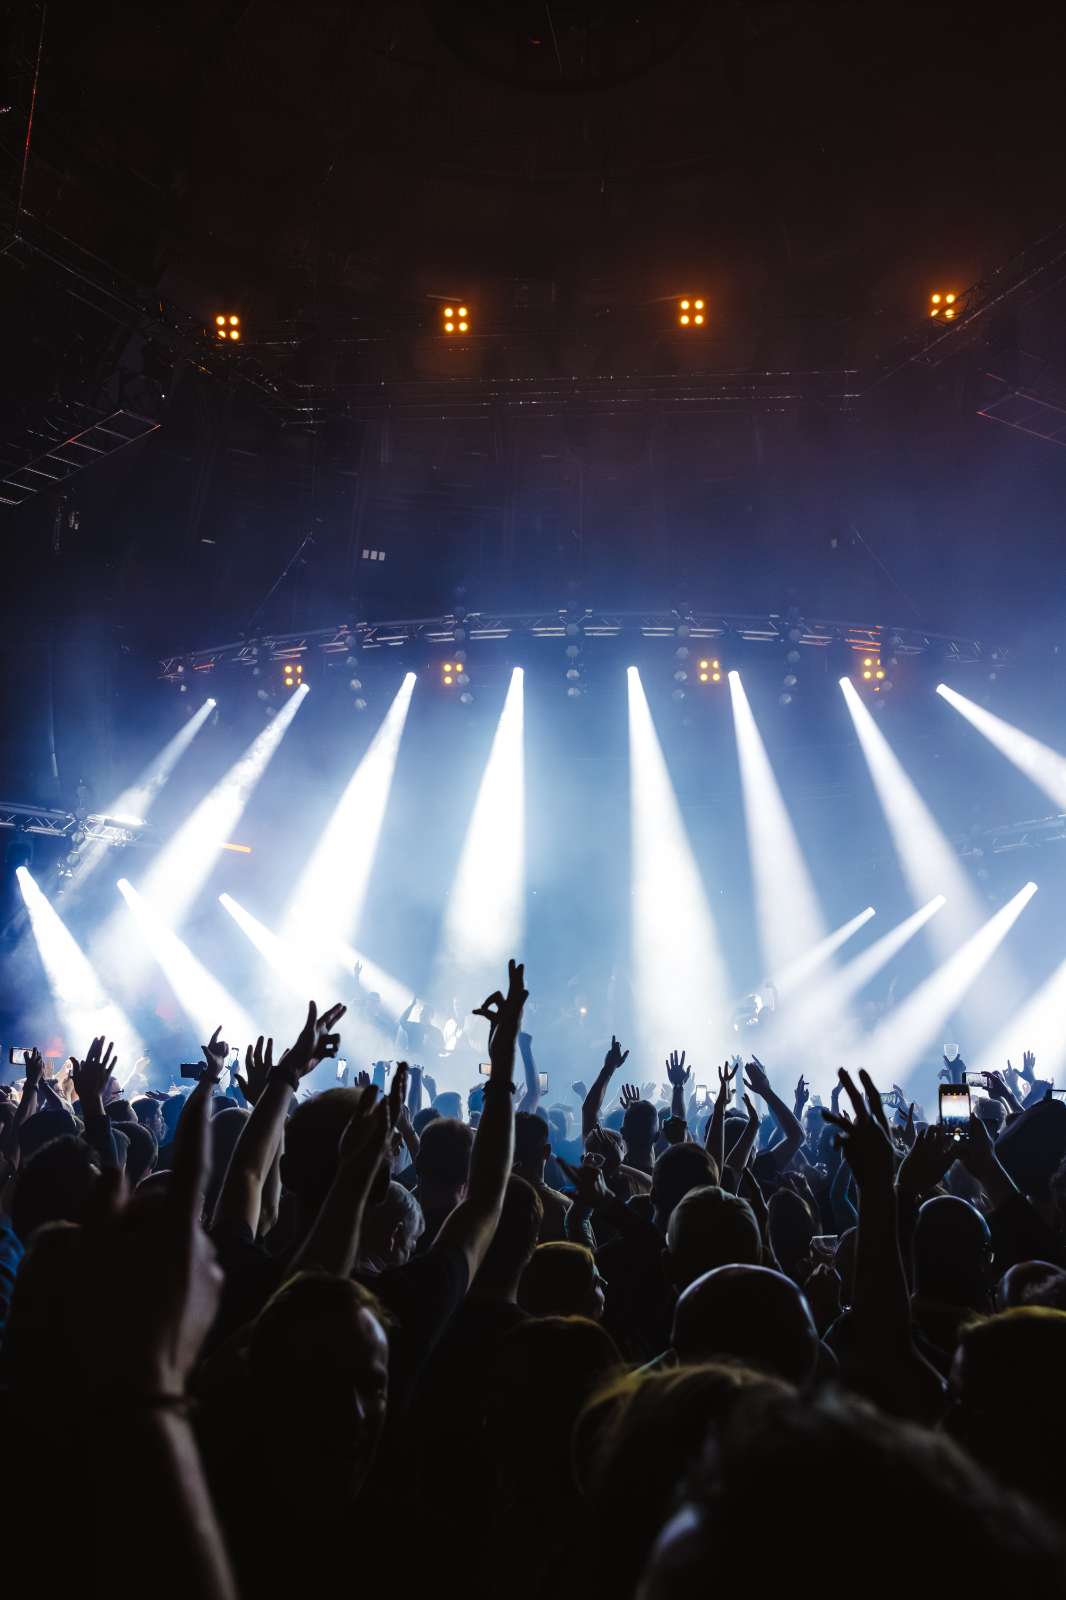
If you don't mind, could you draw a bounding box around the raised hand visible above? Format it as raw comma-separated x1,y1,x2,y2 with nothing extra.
387,1061,410,1126
666,1050,690,1088
236,1035,274,1106
337,1084,392,1177
743,1092,759,1124
895,1125,955,1197
198,1025,229,1084
1022,1050,1037,1082
820,1068,895,1190
356,1068,372,1088
717,1060,739,1101
558,1154,611,1210
794,1074,810,1112
603,1036,630,1076
641,1080,658,1102
473,959,528,1069
22,1048,45,1090
71,1037,117,1105
288,1000,347,1079
572,1080,588,1101
620,1082,641,1110
744,1055,772,1099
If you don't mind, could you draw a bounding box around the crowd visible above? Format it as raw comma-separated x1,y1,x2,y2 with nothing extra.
3,959,1066,1597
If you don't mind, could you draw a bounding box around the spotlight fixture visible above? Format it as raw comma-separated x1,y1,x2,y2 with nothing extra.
697,657,723,685
677,297,706,328
282,659,304,692
215,313,241,342
442,304,471,334
929,290,958,321
441,661,456,687
859,655,888,693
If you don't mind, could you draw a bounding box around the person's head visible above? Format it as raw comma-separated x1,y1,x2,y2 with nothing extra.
975,1096,1006,1137
412,1106,441,1136
131,1095,166,1144
671,1264,818,1386
203,1106,251,1224
947,1307,1066,1517
2,1221,84,1383
359,1181,425,1271
642,1387,1065,1596
767,1187,814,1281
665,1186,761,1295
281,1088,368,1212
484,1317,623,1497
414,1116,475,1210
159,1091,188,1142
546,1107,571,1147
913,1194,993,1309
622,1097,659,1153
248,1271,390,1499
575,1364,788,1590
998,1259,1066,1312
650,1144,718,1231
11,1136,98,1244
514,1110,552,1178
434,1090,463,1121
473,1175,543,1297
120,1120,158,1187
519,1242,606,1320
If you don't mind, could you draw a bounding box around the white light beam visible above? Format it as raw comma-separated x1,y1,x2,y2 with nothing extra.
16,868,144,1075
772,906,876,999
117,878,256,1047
937,683,1066,810
627,666,730,1065
862,882,1038,1085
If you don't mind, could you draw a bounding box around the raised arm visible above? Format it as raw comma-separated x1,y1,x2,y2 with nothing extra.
212,1005,346,1236
435,959,526,1280
287,1076,394,1278
724,1091,760,1180
0,1049,44,1166
516,1031,540,1116
71,1038,121,1170
581,1035,628,1142
706,1060,739,1174
666,1050,690,1122
744,1056,804,1173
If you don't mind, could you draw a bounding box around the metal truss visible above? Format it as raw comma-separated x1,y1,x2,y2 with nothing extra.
960,813,1066,858
0,406,161,507
0,800,146,847
159,609,998,680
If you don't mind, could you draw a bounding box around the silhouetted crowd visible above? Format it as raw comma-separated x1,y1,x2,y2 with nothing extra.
4,961,1066,1598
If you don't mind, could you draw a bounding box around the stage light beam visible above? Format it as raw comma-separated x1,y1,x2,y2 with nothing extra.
282,673,415,955
139,682,309,928
936,684,1066,810
729,671,833,982
67,697,217,895
772,905,877,999
863,882,1037,1085
627,666,729,1064
434,667,525,991
117,878,256,1045
17,868,143,1077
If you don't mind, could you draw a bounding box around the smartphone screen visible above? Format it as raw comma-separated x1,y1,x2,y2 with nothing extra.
479,1062,492,1076
695,1083,709,1105
939,1085,971,1127
336,1058,348,1080
538,1071,549,1092
8,1047,30,1066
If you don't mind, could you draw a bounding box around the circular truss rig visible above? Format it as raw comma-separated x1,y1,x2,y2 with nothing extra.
158,609,1003,683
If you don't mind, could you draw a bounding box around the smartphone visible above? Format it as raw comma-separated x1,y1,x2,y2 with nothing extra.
8,1047,31,1066
943,1043,960,1064
479,1062,492,1076
179,1064,204,1081
336,1058,348,1080
810,1234,839,1262
539,1072,549,1092
939,1084,971,1130
695,1084,710,1106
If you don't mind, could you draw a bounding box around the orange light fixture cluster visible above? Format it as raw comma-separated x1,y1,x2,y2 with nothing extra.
678,297,706,328
442,660,455,686
443,305,470,334
282,660,303,692
215,313,241,341
861,655,887,691
698,657,722,684
929,291,958,321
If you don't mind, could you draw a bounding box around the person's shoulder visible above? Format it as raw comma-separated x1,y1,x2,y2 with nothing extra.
538,1184,571,1213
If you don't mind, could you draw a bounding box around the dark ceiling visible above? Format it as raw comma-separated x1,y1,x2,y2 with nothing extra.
2,2,1066,704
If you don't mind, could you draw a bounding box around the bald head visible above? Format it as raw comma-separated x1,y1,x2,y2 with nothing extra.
672,1264,818,1386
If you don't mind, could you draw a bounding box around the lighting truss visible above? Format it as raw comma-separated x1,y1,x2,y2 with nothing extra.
0,800,148,847
160,611,997,682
